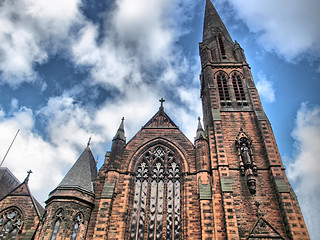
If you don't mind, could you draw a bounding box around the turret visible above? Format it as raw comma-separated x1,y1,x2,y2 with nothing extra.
39,143,97,239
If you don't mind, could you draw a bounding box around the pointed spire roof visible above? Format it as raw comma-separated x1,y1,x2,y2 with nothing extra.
203,0,232,44
113,117,126,142
195,117,206,141
58,146,97,193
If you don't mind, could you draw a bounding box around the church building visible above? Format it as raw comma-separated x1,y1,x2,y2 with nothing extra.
0,0,310,239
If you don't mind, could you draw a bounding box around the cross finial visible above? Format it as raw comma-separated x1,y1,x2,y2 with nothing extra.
159,98,165,109
87,137,91,147
24,169,33,183
121,117,125,121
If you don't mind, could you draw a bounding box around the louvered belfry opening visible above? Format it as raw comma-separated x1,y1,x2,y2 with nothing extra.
232,73,246,101
217,72,230,102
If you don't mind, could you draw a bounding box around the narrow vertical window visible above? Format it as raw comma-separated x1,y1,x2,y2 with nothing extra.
217,72,230,102
232,73,246,101
167,162,181,239
130,161,149,240
51,219,61,240
51,209,64,240
218,34,226,58
71,213,83,240
148,161,164,240
0,207,23,239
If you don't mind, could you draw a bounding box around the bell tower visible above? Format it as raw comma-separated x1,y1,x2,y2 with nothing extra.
199,0,310,239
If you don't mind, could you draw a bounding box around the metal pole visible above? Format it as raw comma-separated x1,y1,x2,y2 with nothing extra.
0,129,20,167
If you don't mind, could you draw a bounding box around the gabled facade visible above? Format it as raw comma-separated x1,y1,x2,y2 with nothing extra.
0,1,310,239
0,172,44,239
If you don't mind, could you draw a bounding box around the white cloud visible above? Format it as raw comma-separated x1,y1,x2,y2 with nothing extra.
224,0,320,60
255,72,275,103
0,0,84,86
287,103,320,239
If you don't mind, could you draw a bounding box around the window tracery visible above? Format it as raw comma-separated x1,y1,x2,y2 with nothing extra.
130,146,181,240
0,207,23,240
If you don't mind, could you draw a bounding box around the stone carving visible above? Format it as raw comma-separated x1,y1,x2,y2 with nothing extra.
236,128,257,194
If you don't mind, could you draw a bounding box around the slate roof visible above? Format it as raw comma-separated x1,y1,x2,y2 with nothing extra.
58,146,97,193
0,167,20,199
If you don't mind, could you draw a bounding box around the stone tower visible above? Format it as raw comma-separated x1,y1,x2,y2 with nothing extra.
197,0,310,239
2,1,310,240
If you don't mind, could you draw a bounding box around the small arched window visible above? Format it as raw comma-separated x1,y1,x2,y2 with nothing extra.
232,73,246,101
0,207,23,239
51,209,64,240
71,212,83,240
217,72,230,102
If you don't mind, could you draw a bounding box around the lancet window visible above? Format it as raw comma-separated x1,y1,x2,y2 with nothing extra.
51,209,64,240
71,212,83,240
232,73,246,101
0,207,23,240
217,72,230,102
130,146,181,240
218,34,226,59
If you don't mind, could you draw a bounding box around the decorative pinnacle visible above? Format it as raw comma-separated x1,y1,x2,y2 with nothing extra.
195,117,205,141
87,137,92,147
113,117,126,142
24,169,33,183
159,98,165,109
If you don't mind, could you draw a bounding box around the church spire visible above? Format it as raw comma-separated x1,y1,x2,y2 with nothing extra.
203,0,232,44
113,117,126,142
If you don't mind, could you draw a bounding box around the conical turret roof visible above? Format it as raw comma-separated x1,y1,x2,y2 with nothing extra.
58,146,97,193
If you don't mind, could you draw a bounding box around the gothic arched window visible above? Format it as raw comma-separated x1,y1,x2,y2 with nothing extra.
217,72,230,102
51,209,64,240
0,207,23,240
71,212,83,240
232,73,246,101
130,146,181,240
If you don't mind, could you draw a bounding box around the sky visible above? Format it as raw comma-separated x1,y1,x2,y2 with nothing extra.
0,0,319,238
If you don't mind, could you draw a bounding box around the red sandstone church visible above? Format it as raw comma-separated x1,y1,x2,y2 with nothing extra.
0,0,310,239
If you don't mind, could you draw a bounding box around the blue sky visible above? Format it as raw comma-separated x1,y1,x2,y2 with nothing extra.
0,0,319,237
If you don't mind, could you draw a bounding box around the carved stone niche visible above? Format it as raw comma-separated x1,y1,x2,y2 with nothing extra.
235,128,257,194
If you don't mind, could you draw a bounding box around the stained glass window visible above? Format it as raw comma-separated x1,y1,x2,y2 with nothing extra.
71,213,83,240
51,209,64,240
0,207,23,240
130,146,181,240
